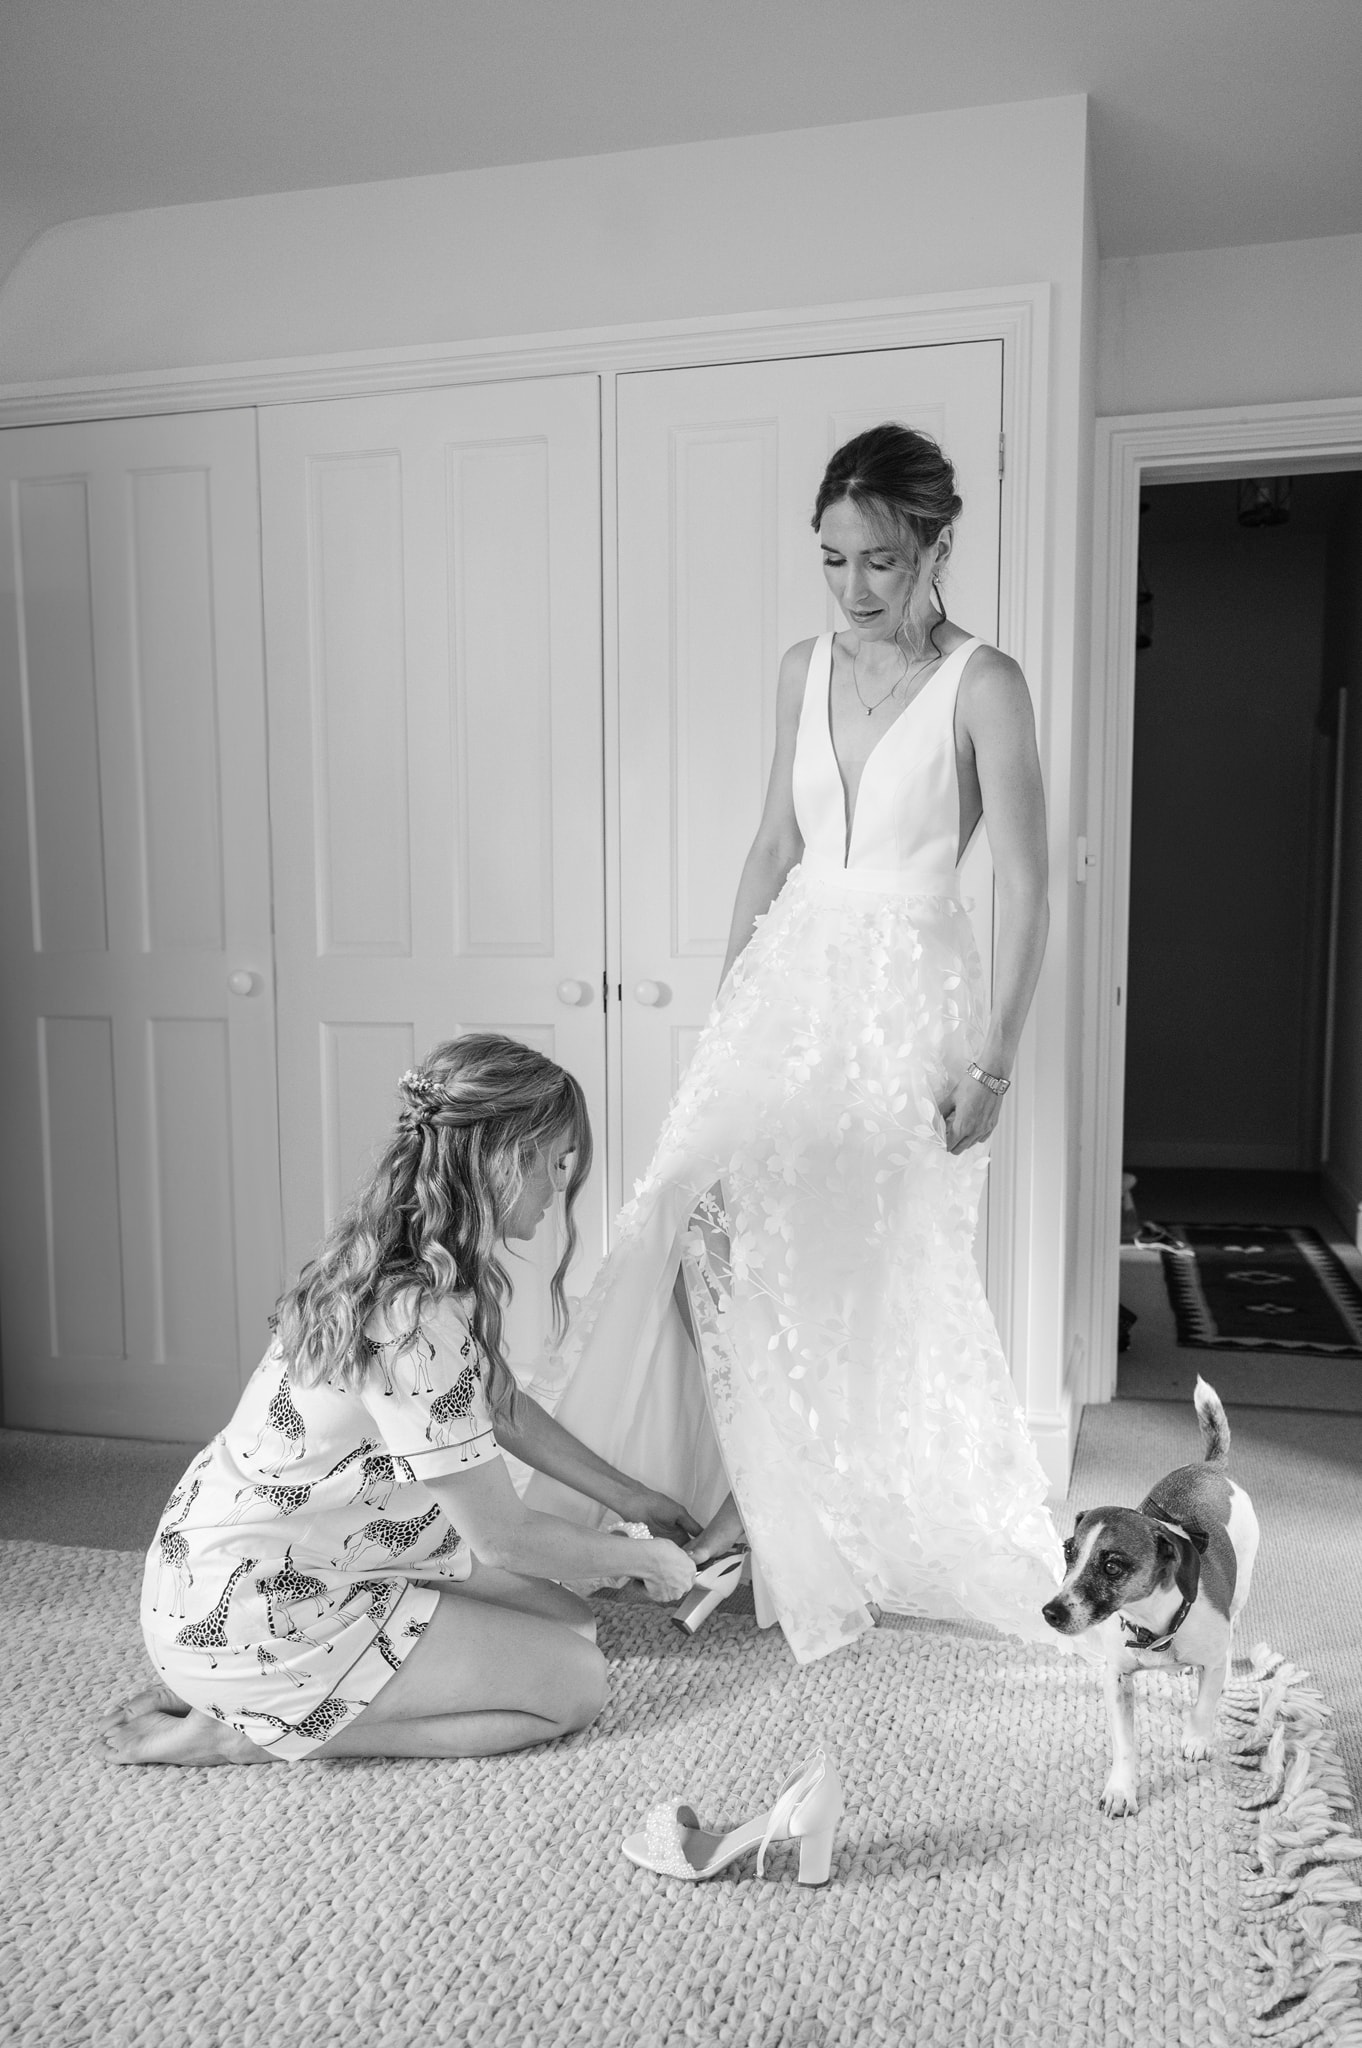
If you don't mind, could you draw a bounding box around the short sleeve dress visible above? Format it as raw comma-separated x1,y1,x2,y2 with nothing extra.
140,1292,504,1758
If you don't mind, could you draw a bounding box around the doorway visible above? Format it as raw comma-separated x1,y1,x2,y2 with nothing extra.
1079,401,1362,1416
1116,472,1362,1411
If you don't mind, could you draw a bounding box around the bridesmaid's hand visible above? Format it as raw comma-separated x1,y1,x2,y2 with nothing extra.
939,1072,1004,1154
686,1491,746,1566
634,1539,698,1603
619,1485,703,1547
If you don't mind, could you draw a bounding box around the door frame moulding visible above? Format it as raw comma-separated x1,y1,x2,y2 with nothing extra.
1077,394,1362,1411
0,281,1054,1415
0,285,1045,427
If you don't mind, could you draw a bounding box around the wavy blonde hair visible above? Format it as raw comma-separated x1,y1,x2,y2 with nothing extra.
274,1034,591,1396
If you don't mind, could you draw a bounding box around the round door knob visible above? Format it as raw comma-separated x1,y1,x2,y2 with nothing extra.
633,980,663,1007
227,970,257,998
556,978,591,1007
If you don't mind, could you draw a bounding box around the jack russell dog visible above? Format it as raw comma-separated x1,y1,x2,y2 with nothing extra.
1041,1377,1259,1816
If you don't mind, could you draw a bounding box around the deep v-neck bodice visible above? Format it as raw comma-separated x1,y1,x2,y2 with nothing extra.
791,631,979,891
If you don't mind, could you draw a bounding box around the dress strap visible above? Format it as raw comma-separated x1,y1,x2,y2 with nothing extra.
795,633,836,736
922,634,983,731
813,631,834,699
935,634,981,691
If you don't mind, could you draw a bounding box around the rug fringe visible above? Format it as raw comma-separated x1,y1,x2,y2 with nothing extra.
1220,1642,1362,2046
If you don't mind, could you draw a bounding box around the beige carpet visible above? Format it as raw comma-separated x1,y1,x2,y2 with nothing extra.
3,1543,1361,2048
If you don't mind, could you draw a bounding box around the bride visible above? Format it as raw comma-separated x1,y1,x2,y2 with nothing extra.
528,422,1064,1663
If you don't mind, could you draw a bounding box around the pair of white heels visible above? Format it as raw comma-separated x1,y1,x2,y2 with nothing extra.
623,1749,843,1886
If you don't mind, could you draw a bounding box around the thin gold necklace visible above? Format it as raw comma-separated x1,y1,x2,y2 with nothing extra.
849,622,943,717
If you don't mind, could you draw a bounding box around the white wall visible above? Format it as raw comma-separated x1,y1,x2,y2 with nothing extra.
0,95,1095,1475
1098,232,1362,418
0,99,1088,380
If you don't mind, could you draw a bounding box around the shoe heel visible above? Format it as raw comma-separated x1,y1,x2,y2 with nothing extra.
672,1582,727,1634
791,1755,842,1886
671,1552,746,1635
796,1822,837,1886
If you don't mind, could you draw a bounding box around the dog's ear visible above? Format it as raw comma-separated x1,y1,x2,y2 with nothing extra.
1156,1522,1210,1564
1154,1529,1181,1571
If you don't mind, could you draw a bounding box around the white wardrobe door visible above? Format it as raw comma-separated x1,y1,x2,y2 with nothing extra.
0,410,282,1438
259,377,606,1376
615,343,1004,1276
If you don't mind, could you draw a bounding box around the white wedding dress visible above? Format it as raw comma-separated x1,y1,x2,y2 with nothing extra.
527,633,1064,1662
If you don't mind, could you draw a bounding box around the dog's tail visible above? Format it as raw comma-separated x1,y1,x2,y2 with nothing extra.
1194,1376,1230,1466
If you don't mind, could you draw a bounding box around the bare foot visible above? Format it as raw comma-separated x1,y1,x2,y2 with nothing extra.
96,1705,271,1766
687,1492,747,1568
98,1682,191,1731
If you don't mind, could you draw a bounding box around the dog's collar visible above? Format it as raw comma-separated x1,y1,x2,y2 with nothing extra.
1120,1588,1193,1653
1120,1504,1201,1651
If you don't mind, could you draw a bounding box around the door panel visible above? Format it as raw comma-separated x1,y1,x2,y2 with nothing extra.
615,343,1003,1277
259,378,606,1377
0,411,282,1437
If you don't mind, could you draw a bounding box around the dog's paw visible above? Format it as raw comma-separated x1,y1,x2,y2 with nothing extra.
1180,1728,1212,1762
1099,1775,1139,1818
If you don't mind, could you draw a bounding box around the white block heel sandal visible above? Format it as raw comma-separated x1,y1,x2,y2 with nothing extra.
671,1549,749,1635
622,1750,843,1886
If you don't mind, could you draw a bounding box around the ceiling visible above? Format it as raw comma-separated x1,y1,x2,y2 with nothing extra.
4,0,1362,294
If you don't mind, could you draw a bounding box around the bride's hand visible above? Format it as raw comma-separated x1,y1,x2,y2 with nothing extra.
633,1538,697,1604
940,1072,1003,1154
618,1485,703,1547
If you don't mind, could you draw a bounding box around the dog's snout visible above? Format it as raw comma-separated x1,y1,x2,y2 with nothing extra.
1042,1596,1070,1630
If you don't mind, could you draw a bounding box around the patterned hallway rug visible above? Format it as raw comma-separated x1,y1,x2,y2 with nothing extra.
3,1540,1362,2048
1159,1225,1362,1357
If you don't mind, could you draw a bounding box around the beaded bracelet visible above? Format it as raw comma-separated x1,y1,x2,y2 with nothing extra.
966,1061,1011,1097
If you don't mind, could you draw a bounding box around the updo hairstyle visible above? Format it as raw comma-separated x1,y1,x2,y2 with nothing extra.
811,423,963,567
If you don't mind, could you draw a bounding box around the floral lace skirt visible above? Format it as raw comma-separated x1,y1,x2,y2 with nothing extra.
526,863,1065,1664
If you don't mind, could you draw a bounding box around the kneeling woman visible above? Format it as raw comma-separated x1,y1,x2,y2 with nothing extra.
99,1035,697,1765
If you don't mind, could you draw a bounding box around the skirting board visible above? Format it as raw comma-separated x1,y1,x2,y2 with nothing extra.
1322,1162,1362,1253
1124,1144,1304,1171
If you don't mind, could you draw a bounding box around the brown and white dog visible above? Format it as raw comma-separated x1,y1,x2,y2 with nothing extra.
1041,1377,1259,1816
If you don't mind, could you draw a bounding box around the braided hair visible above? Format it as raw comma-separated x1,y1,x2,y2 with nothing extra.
274,1033,591,1394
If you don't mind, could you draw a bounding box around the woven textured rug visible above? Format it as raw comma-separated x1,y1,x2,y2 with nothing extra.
1158,1225,1362,1357
3,1542,1362,2048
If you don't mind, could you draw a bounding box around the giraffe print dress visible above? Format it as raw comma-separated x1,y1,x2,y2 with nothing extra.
140,1293,504,1759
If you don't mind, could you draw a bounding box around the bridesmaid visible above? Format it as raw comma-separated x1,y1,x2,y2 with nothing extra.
98,1036,698,1764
